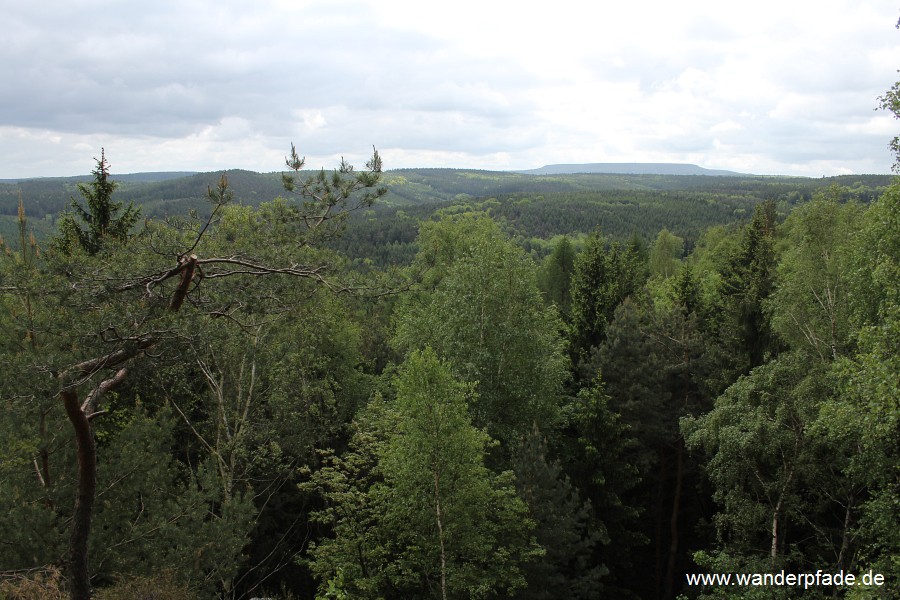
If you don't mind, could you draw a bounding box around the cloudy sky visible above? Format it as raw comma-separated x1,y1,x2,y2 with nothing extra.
3,0,900,178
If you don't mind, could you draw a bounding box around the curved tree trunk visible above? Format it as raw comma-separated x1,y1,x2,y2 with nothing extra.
62,390,96,600
60,366,130,600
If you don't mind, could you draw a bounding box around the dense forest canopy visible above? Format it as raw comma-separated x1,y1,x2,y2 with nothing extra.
1,121,898,600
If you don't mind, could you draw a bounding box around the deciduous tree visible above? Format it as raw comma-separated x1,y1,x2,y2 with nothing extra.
308,350,541,599
394,216,568,446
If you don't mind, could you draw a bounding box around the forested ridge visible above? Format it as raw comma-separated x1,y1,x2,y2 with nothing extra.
1,166,890,226
1,140,898,599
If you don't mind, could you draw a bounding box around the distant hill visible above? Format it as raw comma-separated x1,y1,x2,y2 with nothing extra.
2,166,892,252
2,166,891,228
112,172,199,183
515,163,745,176
0,172,198,185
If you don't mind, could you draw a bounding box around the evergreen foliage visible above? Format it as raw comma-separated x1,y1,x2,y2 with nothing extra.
54,149,140,255
1,103,899,600
537,235,577,318
569,230,646,373
512,424,606,599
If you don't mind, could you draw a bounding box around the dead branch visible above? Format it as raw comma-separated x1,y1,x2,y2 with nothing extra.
169,254,198,312
62,340,154,385
81,368,128,415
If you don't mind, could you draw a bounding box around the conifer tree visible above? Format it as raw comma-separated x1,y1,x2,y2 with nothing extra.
513,424,606,600
54,149,140,255
538,235,577,319
718,200,779,373
569,231,645,370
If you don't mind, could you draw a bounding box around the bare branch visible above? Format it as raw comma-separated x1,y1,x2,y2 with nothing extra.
182,174,232,257
63,340,153,383
81,368,128,415
169,254,198,312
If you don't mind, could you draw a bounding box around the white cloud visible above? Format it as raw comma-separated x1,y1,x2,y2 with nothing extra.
1,0,899,177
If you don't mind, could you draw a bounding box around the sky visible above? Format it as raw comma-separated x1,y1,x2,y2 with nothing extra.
3,0,900,178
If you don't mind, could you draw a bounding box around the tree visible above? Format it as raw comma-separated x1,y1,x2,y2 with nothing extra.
168,288,370,597
537,235,577,319
393,216,568,446
54,149,140,255
512,424,606,600
683,352,859,600
718,200,780,373
829,181,900,598
2,145,386,599
766,187,860,362
583,264,717,600
568,230,646,373
682,183,899,599
308,349,541,599
648,228,684,280
302,393,398,598
565,379,645,599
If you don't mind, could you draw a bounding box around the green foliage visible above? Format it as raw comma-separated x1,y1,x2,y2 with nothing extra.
566,380,645,598
827,181,900,597
592,297,671,466
384,349,540,597
683,354,829,557
767,187,861,361
682,186,899,599
307,350,541,599
512,424,606,599
649,228,684,279
2,139,898,600
0,147,391,599
301,394,395,598
569,231,646,372
280,143,386,245
53,149,140,255
394,216,568,445
717,200,780,373
93,412,256,594
589,271,719,598
537,235,577,318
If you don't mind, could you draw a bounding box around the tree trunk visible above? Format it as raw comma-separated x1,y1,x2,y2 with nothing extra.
834,491,854,599
62,390,96,600
771,465,794,561
654,461,665,600
664,436,684,600
433,468,448,600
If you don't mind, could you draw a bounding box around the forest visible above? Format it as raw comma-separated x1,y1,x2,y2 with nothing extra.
0,134,898,600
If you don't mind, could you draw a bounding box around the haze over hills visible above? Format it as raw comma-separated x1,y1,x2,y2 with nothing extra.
0,172,199,185
2,162,748,183
0,161,893,261
515,163,747,176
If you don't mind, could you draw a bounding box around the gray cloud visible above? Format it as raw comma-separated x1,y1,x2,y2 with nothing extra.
1,0,898,178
